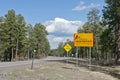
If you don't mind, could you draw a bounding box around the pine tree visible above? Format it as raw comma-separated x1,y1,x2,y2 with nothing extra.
32,23,50,58
103,0,120,64
4,9,16,61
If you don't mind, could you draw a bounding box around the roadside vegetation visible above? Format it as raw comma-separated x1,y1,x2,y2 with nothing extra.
0,0,120,80
6,62,118,80
0,9,50,61
0,0,119,66
50,0,120,65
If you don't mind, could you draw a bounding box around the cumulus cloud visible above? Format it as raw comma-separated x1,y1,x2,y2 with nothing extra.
45,17,84,36
72,1,100,11
47,35,73,49
44,17,84,49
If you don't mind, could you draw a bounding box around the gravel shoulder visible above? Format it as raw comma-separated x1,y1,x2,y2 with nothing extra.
1,62,118,80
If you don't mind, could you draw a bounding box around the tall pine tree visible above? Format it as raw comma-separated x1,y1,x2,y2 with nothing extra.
103,0,120,64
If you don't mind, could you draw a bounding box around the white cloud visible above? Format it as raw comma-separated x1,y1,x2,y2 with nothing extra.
88,3,100,8
47,35,73,49
46,24,55,33
79,1,84,5
72,1,86,11
72,1,101,11
53,37,64,42
44,17,84,49
72,6,86,11
45,17,84,36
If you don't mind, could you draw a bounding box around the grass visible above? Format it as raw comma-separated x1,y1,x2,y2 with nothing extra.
6,62,118,80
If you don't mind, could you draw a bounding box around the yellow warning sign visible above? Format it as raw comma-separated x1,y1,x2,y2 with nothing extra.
64,43,72,52
74,33,94,47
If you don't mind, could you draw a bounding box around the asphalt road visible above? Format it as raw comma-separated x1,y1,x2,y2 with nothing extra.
0,57,119,80
0,56,68,73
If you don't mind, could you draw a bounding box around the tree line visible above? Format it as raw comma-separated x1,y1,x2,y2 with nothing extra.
0,9,50,61
51,0,120,65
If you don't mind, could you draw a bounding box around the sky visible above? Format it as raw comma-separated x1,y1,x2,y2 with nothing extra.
0,0,105,49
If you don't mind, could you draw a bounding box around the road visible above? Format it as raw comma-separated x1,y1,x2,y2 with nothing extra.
0,56,118,80
0,56,68,73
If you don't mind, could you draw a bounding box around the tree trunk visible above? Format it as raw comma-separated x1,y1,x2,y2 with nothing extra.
27,49,29,60
107,52,110,64
15,39,18,61
115,53,120,64
9,47,12,61
115,24,120,64
95,37,99,61
12,47,14,61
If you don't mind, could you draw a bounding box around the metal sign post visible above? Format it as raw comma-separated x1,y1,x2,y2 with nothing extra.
76,47,78,67
64,43,72,64
67,51,68,64
31,54,34,69
89,47,92,70
31,50,36,69
74,33,94,70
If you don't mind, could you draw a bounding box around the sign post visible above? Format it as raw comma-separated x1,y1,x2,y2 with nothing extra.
74,33,94,70
64,43,72,64
89,47,92,70
31,50,36,69
76,47,78,67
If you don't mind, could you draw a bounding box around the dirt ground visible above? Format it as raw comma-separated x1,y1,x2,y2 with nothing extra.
1,62,119,80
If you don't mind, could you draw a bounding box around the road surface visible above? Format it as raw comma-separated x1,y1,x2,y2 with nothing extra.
0,56,118,80
0,56,68,73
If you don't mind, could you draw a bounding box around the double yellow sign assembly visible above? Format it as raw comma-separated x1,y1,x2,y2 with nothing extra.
74,33,94,70
64,43,72,52
74,33,94,47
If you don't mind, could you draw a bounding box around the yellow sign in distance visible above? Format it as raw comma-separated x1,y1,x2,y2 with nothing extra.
64,43,72,52
74,33,94,47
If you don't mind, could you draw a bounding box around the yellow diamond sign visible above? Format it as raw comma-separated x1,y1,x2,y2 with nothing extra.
64,43,72,52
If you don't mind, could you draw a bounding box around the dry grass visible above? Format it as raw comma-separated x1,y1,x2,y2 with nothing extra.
4,62,119,80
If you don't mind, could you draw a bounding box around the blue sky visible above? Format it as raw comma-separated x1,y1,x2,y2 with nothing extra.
0,0,105,49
